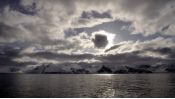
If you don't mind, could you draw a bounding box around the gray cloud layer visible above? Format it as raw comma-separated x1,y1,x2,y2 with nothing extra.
1,41,175,68
0,45,37,67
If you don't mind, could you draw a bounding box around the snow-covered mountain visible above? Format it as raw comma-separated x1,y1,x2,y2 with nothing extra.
1,63,175,74
71,68,90,74
125,66,152,73
26,63,153,74
95,65,152,74
97,65,113,74
27,63,91,74
28,64,49,74
138,64,175,73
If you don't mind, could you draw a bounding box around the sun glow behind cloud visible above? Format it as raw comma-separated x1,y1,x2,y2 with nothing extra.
91,30,115,51
103,31,116,50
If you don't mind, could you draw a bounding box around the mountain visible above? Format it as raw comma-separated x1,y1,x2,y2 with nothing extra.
71,68,90,74
95,65,152,74
2,63,175,74
28,63,90,74
28,64,49,74
27,63,175,74
125,66,152,73
155,64,175,73
113,70,127,74
137,65,156,72
106,64,128,74
137,64,175,73
77,62,92,69
97,65,112,73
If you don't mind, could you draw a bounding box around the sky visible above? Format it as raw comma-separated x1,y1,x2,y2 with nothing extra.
1,0,175,70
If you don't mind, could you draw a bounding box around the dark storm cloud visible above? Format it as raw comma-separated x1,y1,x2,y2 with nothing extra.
105,44,124,53
23,48,175,66
0,56,36,67
145,47,175,58
150,47,173,55
97,51,158,65
1,42,175,68
22,45,175,66
0,45,37,67
91,34,108,49
98,50,175,66
26,52,95,62
0,44,21,57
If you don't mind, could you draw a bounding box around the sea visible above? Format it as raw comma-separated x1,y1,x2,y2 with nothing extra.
0,74,175,98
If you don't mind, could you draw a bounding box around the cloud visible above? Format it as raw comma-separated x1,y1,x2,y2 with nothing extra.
1,0,175,48
25,51,96,63
91,34,108,49
112,0,175,36
0,45,37,67
23,47,175,66
0,22,24,42
1,0,175,69
1,39,175,68
145,47,175,59
0,20,89,52
77,0,175,36
22,36,175,65
163,22,175,36
79,32,89,39
0,1,114,51
20,46,35,54
91,30,115,50
0,56,37,67
0,20,67,46
70,18,114,28
108,37,175,54
105,43,124,53
0,6,38,25
47,40,82,52
45,32,93,53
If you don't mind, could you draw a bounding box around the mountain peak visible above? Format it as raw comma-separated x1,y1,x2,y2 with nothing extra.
97,65,112,73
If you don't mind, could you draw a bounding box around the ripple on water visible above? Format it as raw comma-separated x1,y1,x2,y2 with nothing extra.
0,74,175,98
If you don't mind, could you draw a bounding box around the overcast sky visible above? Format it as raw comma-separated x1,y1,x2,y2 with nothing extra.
1,0,175,69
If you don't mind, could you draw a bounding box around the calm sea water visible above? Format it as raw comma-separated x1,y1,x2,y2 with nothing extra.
0,74,175,98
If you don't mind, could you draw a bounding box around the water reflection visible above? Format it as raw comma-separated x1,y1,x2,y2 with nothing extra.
0,74,175,98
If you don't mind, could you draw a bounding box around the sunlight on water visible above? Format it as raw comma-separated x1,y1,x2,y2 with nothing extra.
95,74,114,76
0,74,175,98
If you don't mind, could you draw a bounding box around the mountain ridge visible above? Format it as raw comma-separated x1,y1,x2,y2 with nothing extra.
1,63,175,74
24,63,175,74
